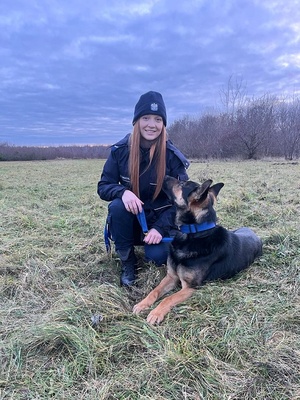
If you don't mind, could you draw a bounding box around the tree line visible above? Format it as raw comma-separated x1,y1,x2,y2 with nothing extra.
1,80,299,161
169,92,300,160
0,143,110,161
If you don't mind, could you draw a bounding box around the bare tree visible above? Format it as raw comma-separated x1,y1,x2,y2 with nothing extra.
233,95,275,159
219,75,248,116
168,115,199,157
276,96,300,160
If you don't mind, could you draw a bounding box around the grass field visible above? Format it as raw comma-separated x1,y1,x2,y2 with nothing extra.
0,159,299,399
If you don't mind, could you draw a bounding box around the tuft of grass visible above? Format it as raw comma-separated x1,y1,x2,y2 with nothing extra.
0,159,299,399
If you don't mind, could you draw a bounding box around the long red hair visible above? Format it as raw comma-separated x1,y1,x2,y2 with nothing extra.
129,122,166,200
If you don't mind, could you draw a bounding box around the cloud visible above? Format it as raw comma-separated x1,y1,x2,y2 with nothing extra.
0,0,299,145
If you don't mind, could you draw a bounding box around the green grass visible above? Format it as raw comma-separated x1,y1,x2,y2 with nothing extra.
0,159,299,399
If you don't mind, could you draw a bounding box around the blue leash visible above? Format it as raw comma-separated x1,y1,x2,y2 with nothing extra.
136,209,173,243
104,209,173,253
104,221,112,252
137,209,215,238
104,208,216,252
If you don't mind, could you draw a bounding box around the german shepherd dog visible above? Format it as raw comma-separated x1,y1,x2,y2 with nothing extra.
133,176,262,325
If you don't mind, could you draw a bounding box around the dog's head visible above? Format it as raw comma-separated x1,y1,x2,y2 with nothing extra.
163,175,224,224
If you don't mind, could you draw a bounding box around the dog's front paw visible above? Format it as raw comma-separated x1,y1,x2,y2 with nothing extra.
146,308,168,325
133,301,149,314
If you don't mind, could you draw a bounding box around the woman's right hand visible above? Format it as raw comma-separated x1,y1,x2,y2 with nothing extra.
121,190,144,215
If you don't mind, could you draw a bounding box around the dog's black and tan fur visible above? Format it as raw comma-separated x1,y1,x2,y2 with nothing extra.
133,176,262,324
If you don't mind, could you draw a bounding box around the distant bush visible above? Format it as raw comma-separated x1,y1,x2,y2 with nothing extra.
0,143,110,161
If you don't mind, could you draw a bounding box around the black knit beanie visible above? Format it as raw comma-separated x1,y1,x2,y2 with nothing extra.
132,91,167,126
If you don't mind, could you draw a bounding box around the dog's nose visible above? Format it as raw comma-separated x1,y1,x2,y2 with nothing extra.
163,175,177,185
162,175,176,197
163,175,171,186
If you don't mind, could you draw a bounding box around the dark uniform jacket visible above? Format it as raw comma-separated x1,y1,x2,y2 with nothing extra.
97,134,190,237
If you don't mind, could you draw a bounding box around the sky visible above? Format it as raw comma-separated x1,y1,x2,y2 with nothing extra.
1,0,300,146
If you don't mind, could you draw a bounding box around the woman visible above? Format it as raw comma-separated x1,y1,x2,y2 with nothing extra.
97,91,189,286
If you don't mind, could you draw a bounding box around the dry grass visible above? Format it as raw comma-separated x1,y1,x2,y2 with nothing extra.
0,159,299,399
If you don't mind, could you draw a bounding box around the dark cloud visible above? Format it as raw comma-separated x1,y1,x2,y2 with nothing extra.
0,0,299,145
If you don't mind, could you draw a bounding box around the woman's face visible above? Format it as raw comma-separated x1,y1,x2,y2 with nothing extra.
139,114,163,141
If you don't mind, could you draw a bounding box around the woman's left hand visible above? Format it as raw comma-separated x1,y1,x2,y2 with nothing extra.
143,228,162,245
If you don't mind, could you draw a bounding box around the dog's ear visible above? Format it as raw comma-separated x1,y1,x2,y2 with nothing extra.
194,179,213,201
209,183,224,197
182,181,200,201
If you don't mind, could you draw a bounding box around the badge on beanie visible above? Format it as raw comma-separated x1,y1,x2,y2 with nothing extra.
151,103,158,111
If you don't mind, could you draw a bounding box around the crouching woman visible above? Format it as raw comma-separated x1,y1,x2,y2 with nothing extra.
97,91,189,286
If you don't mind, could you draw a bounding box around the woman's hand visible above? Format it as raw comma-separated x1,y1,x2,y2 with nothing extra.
143,228,162,245
122,190,144,214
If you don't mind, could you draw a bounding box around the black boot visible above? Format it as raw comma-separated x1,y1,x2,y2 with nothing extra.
117,248,137,287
